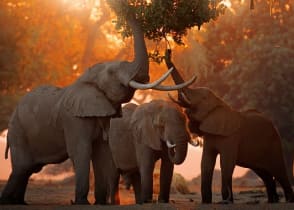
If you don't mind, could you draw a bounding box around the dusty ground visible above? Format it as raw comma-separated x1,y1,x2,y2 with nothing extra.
1,179,294,210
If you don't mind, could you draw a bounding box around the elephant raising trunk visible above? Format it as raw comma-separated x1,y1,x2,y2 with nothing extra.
164,49,195,106
164,49,294,204
0,4,195,205
126,13,149,84
121,12,149,87
106,1,196,91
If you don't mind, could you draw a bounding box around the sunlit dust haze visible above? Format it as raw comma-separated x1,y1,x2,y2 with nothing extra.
0,130,11,180
1,0,292,184
0,130,247,181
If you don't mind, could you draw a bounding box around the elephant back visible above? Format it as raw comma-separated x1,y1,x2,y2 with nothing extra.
109,103,138,171
15,85,64,131
241,110,281,143
10,85,68,159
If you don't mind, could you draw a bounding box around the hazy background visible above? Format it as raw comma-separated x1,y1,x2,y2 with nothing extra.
0,0,293,182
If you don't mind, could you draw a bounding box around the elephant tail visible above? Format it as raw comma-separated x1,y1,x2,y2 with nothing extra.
5,141,9,159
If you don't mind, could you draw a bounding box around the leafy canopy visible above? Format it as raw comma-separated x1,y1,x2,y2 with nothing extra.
107,0,226,45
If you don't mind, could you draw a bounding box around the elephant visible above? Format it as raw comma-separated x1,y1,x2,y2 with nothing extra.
164,50,294,203
108,100,197,204
0,9,196,205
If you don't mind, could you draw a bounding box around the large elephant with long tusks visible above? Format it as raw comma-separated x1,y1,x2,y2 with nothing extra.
108,100,198,204
0,6,195,205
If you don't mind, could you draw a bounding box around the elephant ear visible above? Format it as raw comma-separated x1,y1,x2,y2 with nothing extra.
199,106,241,136
63,83,117,117
131,108,162,151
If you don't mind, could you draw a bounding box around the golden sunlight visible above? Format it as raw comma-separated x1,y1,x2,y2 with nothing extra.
105,34,124,48
219,0,236,14
219,0,232,8
61,0,102,21
61,0,88,9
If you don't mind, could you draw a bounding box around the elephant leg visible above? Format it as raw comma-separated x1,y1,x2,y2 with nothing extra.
92,141,120,205
201,145,218,203
0,170,30,204
105,167,120,205
0,134,44,205
64,117,97,205
92,143,106,205
139,146,158,203
274,171,294,202
93,181,107,204
253,169,279,203
70,140,91,205
158,148,174,203
127,171,142,204
0,163,43,205
108,176,120,205
219,153,236,203
71,154,91,204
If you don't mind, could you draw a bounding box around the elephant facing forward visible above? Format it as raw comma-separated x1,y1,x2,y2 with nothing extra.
108,100,196,204
165,50,294,203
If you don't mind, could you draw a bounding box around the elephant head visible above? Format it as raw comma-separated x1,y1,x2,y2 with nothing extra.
61,13,196,120
130,100,191,164
165,50,241,137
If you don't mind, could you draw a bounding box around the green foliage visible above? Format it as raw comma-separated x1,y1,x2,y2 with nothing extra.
108,0,225,44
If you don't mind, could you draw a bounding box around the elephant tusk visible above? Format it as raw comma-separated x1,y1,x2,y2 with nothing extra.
180,91,192,106
188,138,200,147
128,67,173,89
166,140,176,148
151,75,197,91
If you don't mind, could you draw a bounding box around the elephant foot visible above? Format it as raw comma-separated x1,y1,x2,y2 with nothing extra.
201,199,212,204
286,193,294,203
71,199,90,205
94,200,107,205
217,200,233,204
143,199,156,204
268,195,279,203
0,197,28,205
157,199,169,203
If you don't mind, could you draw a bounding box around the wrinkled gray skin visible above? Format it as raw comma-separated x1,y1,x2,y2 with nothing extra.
108,100,191,204
0,12,152,205
92,141,120,205
164,50,294,204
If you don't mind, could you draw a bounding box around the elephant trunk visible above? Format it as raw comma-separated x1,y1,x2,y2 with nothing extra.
127,14,149,84
165,49,184,85
164,49,194,106
167,142,188,165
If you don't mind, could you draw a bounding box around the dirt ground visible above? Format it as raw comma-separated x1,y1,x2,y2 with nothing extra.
1,179,294,210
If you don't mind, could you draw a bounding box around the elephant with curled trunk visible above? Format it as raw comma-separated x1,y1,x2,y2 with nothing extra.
108,100,197,204
0,6,196,204
165,50,294,204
